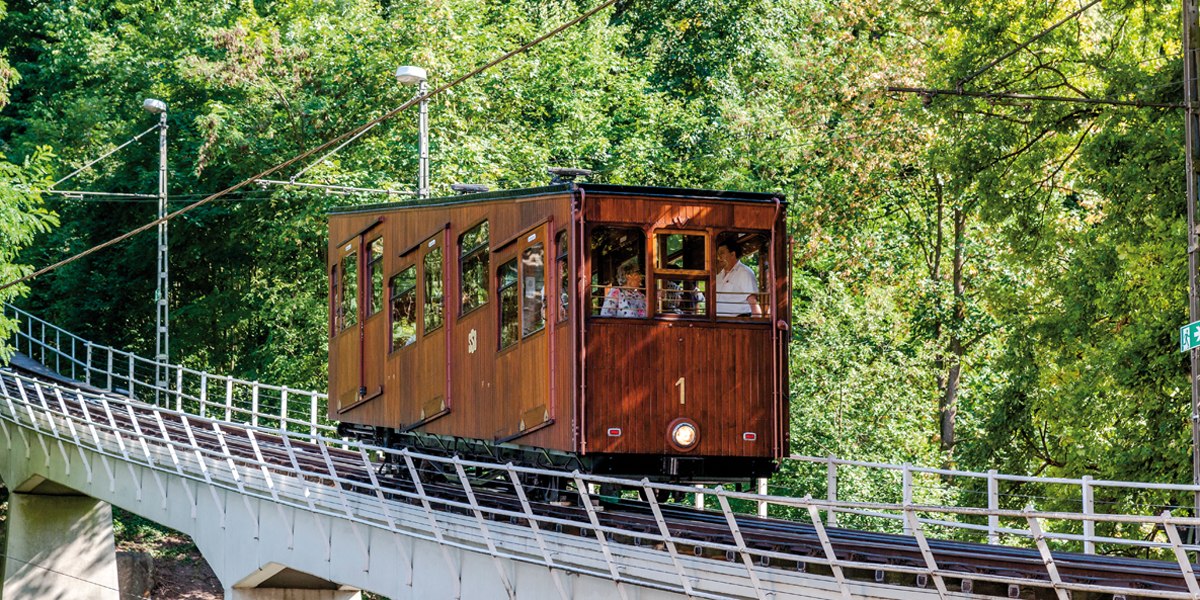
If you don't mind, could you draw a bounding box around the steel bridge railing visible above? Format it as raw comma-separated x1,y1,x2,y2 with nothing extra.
4,369,1200,600
3,304,333,436
10,304,1200,562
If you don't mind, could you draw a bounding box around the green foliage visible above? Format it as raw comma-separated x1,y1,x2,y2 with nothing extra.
0,0,1196,530
0,146,57,362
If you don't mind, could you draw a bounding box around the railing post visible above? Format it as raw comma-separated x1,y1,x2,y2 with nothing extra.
84,342,93,386
827,455,838,527
695,484,705,510
106,350,114,392
54,329,60,374
757,477,768,517
280,388,290,431
127,354,136,400
902,463,913,535
988,469,999,545
224,378,233,422
199,372,208,419
310,394,319,436
1082,475,1095,554
175,367,183,412
251,384,260,427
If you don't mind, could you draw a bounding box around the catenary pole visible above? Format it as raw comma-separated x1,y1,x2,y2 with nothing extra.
1183,0,1200,522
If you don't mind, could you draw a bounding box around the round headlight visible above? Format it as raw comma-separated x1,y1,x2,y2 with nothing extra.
669,419,699,451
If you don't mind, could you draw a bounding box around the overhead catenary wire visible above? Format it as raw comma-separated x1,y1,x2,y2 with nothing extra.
51,124,160,188
0,0,620,295
886,85,1186,109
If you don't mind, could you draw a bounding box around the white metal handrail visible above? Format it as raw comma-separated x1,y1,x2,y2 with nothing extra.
9,304,1200,562
3,370,1200,600
3,304,333,436
783,454,1200,555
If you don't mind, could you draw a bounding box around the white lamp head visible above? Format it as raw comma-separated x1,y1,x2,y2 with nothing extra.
142,98,167,114
395,66,428,86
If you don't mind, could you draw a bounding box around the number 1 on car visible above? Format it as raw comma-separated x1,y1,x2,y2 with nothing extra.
676,377,685,405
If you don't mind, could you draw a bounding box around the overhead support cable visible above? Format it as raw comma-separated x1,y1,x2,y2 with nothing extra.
956,0,1103,91
43,190,158,199
51,125,160,187
0,0,620,294
255,179,418,197
286,122,382,184
886,85,1185,110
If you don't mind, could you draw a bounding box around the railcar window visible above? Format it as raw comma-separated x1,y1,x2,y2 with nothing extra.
556,230,568,322
522,244,546,337
460,221,489,314
366,238,384,316
656,279,707,315
389,266,417,350
424,245,444,333
654,232,706,272
715,231,771,319
589,226,646,318
498,259,519,349
341,251,358,331
330,265,340,334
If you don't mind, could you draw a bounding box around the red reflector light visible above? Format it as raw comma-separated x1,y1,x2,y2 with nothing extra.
743,432,757,441
607,428,622,437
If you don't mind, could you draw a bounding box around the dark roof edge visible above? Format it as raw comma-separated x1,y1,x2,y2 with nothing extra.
329,183,785,215
329,185,572,215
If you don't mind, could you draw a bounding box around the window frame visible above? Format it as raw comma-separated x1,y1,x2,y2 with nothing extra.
422,236,445,335
388,263,419,354
713,229,774,320
365,236,385,318
652,229,709,277
458,219,490,317
497,256,520,351
586,224,648,320
555,229,569,324
521,241,547,339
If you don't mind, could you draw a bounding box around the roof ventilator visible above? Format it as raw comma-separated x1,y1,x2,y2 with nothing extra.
451,183,490,195
548,167,594,184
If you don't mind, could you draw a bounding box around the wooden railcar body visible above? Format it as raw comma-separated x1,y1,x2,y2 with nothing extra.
327,184,789,480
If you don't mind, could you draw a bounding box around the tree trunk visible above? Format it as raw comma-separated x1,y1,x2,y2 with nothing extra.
939,205,968,455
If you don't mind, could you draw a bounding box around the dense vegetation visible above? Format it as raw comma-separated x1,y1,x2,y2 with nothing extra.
0,0,1192,518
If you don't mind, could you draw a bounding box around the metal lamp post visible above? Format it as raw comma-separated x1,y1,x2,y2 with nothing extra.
142,98,169,398
395,66,430,198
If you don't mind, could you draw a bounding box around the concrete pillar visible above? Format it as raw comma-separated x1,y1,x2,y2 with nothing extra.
3,487,119,599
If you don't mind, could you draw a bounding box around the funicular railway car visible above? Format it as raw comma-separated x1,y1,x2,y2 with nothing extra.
328,181,789,484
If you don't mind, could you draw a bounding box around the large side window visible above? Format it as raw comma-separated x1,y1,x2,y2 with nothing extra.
590,226,646,318
390,266,417,351
460,221,489,314
522,243,546,337
330,264,340,334
653,231,708,316
341,250,358,330
715,231,771,319
555,230,568,323
424,243,444,333
366,237,384,316
498,259,519,349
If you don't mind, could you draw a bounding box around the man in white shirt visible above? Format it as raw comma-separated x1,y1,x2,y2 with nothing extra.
715,242,761,317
